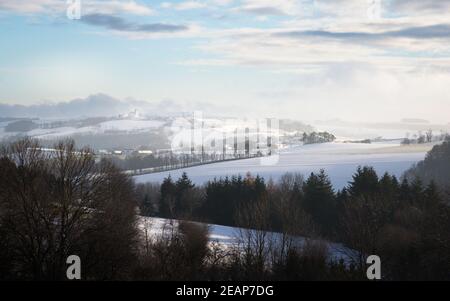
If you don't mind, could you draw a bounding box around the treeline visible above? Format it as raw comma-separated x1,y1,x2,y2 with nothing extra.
401,130,449,145
302,131,336,144
107,152,225,173
138,166,450,280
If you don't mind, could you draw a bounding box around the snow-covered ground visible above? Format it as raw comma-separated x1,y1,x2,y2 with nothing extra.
139,217,240,248
314,124,411,140
134,141,428,189
96,119,164,132
139,217,352,263
311,121,450,141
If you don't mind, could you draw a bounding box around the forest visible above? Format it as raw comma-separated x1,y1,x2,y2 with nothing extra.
1,138,450,280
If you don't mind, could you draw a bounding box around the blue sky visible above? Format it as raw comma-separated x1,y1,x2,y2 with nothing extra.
1,0,450,122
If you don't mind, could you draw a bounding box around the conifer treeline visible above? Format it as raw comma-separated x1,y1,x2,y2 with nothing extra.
137,165,450,280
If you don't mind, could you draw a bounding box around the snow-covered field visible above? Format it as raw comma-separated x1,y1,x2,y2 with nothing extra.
314,124,412,140
135,142,428,189
311,121,450,141
140,217,352,263
139,217,239,248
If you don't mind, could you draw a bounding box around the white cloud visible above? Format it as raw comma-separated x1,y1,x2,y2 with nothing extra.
211,0,234,6
160,1,206,11
111,23,203,39
160,0,233,10
3,0,450,122
0,0,154,16
185,23,450,76
93,1,154,15
0,0,64,14
233,0,300,16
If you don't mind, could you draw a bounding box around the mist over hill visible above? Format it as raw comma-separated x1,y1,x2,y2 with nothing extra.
1,94,124,118
0,94,226,119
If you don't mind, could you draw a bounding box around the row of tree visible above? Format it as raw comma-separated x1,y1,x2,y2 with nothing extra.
107,152,227,173
302,131,336,144
401,130,449,145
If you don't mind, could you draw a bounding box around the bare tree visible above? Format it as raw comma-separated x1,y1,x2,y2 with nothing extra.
234,197,273,280
0,138,138,280
426,129,433,143
339,195,390,271
135,219,210,280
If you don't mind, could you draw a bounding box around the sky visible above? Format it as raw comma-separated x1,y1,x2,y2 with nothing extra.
1,0,450,123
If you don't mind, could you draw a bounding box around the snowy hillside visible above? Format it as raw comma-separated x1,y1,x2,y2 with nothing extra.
135,141,429,189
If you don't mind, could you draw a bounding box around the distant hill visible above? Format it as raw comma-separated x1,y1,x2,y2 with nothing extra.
0,94,133,118
0,94,237,119
4,120,38,132
401,118,430,124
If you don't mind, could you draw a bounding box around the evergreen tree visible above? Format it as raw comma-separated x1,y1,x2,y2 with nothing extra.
378,173,400,209
175,172,196,217
160,176,176,218
423,181,441,210
302,170,336,236
399,178,411,205
348,166,379,197
379,173,399,195
410,178,424,206
291,181,303,205
254,175,266,200
335,187,349,217
141,194,153,216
